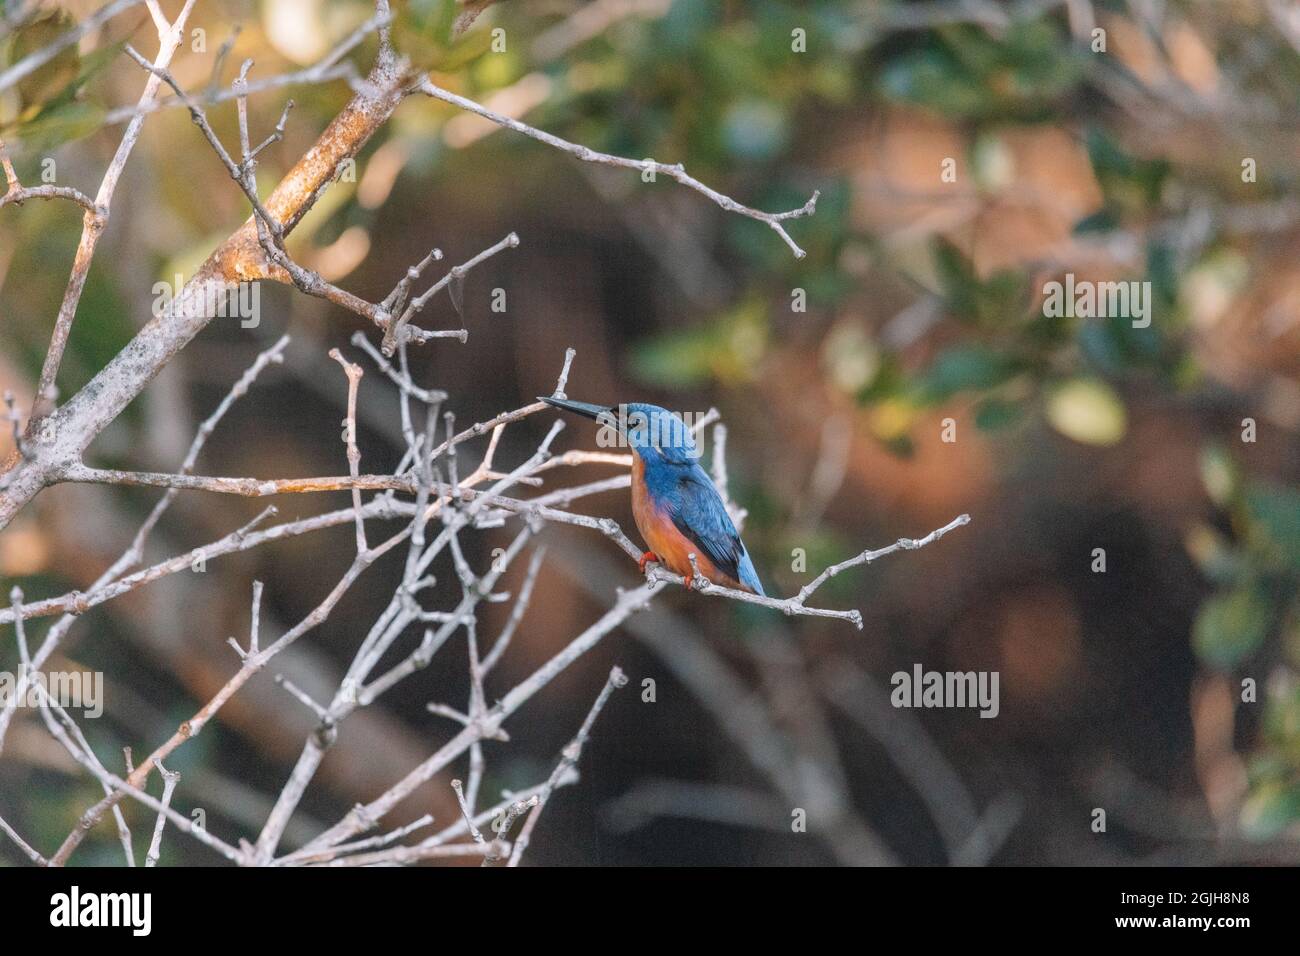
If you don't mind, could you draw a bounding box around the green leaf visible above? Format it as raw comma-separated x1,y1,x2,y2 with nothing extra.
1076,315,1125,375
722,98,788,162
880,48,992,117
1193,585,1273,670
40,37,125,113
1262,683,1300,746
932,237,979,307
6,10,80,112
1072,208,1119,234
1045,378,1126,446
394,0,459,69
10,99,105,151
930,239,1030,326
438,24,496,73
879,19,1082,120
1245,484,1300,573
974,397,1023,431
1239,782,1300,841
630,298,768,389
1085,126,1171,213
916,344,1017,404
1199,445,1240,508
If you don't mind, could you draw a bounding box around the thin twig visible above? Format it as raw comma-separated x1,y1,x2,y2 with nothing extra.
144,759,181,866
416,78,818,258
506,666,627,866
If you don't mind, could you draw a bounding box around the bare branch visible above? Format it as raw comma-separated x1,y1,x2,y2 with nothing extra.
31,0,199,418
1,137,100,214
329,348,368,552
506,665,627,866
383,232,521,354
0,7,980,871
144,759,181,867
0,810,46,866
416,78,818,258
101,12,390,127
0,44,411,531
0,338,287,754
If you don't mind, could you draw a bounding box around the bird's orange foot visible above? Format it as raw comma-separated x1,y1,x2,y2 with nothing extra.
638,551,660,576
682,569,711,591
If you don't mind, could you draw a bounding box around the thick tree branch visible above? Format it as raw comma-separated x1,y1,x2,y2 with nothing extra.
0,45,411,530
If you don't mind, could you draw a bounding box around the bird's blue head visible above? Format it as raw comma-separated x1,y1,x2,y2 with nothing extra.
540,398,700,464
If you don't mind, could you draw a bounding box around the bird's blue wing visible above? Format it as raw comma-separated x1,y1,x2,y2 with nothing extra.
669,463,765,595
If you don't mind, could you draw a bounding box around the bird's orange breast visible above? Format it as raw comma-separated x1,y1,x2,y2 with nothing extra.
631,454,747,590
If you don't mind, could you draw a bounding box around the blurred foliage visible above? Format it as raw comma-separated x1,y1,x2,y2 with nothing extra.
879,18,1088,119
396,0,498,72
1193,447,1300,837
1,9,121,149
2,0,1298,857
505,0,1221,456
492,0,1297,836
632,294,767,388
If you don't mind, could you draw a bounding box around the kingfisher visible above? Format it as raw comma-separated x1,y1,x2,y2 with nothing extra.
541,398,765,596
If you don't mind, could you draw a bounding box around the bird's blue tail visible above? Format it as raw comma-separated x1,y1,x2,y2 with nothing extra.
737,548,765,596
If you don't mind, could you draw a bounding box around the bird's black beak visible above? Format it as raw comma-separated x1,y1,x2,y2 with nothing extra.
539,396,619,430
